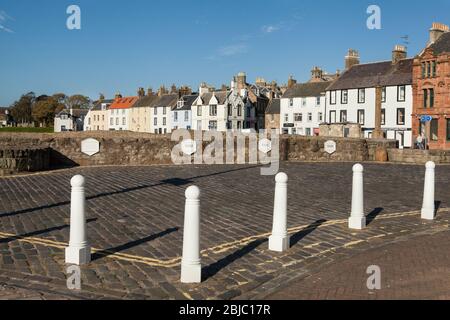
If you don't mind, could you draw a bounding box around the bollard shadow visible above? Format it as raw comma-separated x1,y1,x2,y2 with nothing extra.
0,218,97,244
202,238,268,281
290,219,327,247
366,207,384,226
160,178,193,186
435,201,441,215
0,166,260,219
91,227,179,262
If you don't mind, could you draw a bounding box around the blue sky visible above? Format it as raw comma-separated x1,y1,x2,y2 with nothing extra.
1,0,449,106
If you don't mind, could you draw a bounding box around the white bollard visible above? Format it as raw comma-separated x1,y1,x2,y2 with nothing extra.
269,172,290,252
181,186,202,283
65,175,91,265
421,161,436,220
349,164,366,230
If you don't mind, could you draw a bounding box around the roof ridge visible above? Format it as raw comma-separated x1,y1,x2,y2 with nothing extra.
352,57,413,67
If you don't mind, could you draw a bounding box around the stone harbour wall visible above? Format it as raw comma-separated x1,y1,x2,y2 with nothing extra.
0,132,178,168
388,148,450,164
281,136,396,162
0,132,399,174
0,147,51,175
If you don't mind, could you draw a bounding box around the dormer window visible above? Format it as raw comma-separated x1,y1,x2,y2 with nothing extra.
177,100,184,109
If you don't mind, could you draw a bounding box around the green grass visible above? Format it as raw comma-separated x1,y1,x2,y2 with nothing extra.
0,127,54,133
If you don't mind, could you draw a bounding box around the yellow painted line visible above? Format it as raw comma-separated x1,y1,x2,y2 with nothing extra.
181,292,194,300
344,240,365,248
201,208,449,255
1,208,448,268
0,232,180,268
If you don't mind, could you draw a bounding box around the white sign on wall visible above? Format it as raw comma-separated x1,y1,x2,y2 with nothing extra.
258,139,272,154
324,140,337,155
81,138,100,156
181,139,197,155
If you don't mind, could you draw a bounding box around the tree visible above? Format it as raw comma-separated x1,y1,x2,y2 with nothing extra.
52,93,67,104
9,92,35,124
65,95,91,110
32,96,64,127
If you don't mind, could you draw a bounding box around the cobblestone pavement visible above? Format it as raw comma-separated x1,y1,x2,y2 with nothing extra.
266,230,450,300
0,162,449,300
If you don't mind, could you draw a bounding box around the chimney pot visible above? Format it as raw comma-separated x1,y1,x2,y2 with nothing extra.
392,45,407,64
429,22,449,44
345,49,360,70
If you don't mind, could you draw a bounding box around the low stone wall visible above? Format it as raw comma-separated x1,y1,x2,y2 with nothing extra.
0,132,178,167
0,132,399,172
281,136,397,162
388,148,450,164
281,136,368,162
0,147,51,175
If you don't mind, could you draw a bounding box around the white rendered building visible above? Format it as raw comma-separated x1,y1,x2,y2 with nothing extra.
326,46,413,148
280,82,330,136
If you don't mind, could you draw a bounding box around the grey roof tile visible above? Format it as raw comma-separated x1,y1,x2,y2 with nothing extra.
265,99,280,114
282,82,332,98
327,58,413,91
429,32,450,55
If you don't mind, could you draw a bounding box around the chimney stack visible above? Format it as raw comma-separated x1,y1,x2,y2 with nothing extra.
429,22,449,44
115,92,122,100
345,49,360,70
392,45,407,64
137,87,145,97
287,75,297,88
255,77,267,87
179,86,192,97
199,82,209,95
237,72,247,90
310,67,324,82
158,85,168,97
147,87,154,96
99,93,105,101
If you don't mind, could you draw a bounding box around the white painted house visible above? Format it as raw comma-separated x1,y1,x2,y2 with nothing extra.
280,82,331,135
151,94,178,134
326,46,413,148
54,109,88,132
192,74,261,132
192,85,229,132
172,94,198,130
108,96,139,131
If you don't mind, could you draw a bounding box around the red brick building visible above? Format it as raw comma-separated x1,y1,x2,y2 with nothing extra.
412,23,450,149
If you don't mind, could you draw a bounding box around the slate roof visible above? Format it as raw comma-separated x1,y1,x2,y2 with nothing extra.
429,32,450,55
282,82,331,99
152,94,179,108
132,95,160,108
265,99,280,115
91,99,114,111
173,94,199,111
197,91,229,105
56,109,88,118
326,58,413,91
